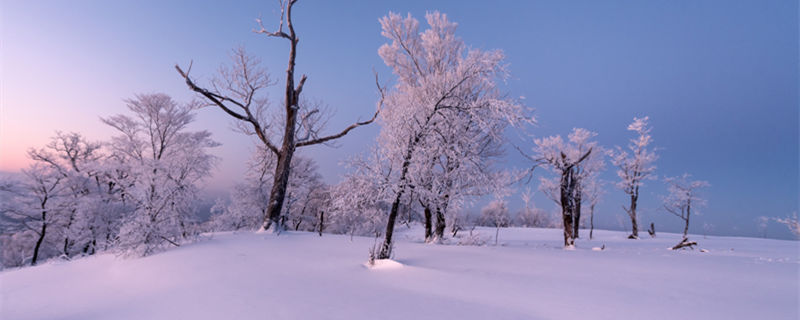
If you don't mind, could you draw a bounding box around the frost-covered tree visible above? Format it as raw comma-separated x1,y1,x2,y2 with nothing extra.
27,132,106,257
662,173,709,238
582,177,605,239
515,188,551,228
209,147,275,232
479,200,510,245
176,0,379,232
328,149,392,240
0,165,67,265
608,116,657,239
774,212,799,239
209,147,328,234
281,157,326,231
373,11,530,259
102,93,218,256
755,216,769,238
533,128,599,247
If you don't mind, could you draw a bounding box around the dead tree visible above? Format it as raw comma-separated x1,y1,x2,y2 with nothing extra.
176,0,380,232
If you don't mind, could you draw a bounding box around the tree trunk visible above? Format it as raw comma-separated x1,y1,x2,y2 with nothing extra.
628,192,639,239
32,220,46,266
423,205,432,242
589,203,595,240
684,201,691,238
573,187,582,238
317,211,324,236
262,148,296,231
378,135,419,259
560,169,575,247
434,206,446,241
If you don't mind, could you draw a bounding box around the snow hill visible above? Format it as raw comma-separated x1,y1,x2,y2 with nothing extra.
1,227,797,320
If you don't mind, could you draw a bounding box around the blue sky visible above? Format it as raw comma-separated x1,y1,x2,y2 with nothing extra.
2,0,797,238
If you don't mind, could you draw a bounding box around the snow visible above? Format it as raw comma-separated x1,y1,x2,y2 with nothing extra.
1,227,797,320
366,259,404,270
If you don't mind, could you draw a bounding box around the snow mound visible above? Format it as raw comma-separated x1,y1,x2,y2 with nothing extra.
366,259,403,270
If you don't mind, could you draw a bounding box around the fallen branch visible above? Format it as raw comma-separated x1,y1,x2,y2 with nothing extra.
670,237,697,250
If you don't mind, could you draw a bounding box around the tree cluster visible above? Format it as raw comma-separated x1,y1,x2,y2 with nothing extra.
1,94,217,267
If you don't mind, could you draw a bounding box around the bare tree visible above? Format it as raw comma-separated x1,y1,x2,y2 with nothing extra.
175,0,379,232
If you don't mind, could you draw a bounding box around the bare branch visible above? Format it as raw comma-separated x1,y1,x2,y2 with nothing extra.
296,72,384,147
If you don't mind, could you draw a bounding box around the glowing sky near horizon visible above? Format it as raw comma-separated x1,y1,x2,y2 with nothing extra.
1,0,797,238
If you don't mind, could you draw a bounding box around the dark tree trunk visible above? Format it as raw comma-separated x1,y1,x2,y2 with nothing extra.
560,169,575,247
683,201,691,238
573,187,582,238
628,191,639,239
434,205,446,241
263,140,296,231
32,219,46,266
379,191,404,259
589,203,595,240
423,205,433,242
317,211,324,236
378,134,420,259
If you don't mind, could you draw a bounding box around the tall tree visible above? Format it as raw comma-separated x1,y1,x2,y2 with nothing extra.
533,129,595,247
608,117,657,239
176,0,379,232
373,11,530,259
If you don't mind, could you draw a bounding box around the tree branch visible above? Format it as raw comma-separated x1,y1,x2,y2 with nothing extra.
296,72,383,147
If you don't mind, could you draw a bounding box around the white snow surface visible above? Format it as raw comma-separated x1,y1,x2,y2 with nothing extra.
1,227,798,320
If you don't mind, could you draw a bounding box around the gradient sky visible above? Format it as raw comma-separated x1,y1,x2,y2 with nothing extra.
2,0,798,239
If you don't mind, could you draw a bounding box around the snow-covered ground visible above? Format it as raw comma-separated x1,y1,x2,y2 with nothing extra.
1,227,797,320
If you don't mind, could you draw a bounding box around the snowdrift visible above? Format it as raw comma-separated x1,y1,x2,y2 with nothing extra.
1,227,797,320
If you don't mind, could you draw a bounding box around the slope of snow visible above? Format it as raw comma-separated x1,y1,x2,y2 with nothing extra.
1,227,797,320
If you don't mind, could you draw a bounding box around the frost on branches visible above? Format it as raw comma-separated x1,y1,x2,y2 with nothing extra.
774,212,800,238
371,11,531,259
662,173,709,239
534,128,603,247
608,117,657,239
209,148,329,235
479,199,510,245
102,94,218,257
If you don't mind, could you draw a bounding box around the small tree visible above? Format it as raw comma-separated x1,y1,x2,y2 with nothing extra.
480,200,510,245
609,117,657,239
516,188,551,228
662,173,709,238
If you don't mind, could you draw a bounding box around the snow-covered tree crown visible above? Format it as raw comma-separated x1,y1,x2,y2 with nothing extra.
608,116,658,193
